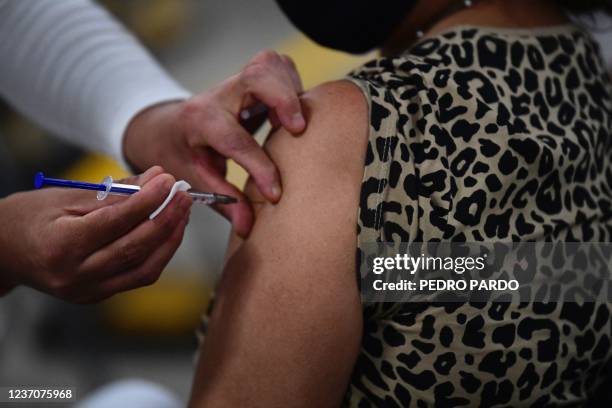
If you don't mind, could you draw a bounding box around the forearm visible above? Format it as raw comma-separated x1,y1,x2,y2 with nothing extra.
0,0,191,167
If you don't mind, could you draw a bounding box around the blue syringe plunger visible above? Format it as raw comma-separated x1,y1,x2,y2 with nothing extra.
34,172,44,189
34,171,114,193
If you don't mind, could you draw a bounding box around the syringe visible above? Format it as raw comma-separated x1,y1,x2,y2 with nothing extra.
34,172,237,205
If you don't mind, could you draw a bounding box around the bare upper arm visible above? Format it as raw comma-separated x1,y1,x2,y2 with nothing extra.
189,80,369,408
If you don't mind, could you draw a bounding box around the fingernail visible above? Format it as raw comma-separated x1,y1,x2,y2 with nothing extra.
292,113,305,130
270,182,282,201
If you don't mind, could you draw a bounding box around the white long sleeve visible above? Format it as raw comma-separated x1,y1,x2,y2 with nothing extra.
0,0,191,166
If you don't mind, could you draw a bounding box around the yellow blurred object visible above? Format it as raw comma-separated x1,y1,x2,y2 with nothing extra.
225,35,375,190
101,0,187,50
129,0,187,49
62,153,129,181
101,278,209,335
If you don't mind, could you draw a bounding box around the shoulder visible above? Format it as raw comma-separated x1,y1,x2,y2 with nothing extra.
348,53,438,89
266,79,368,159
347,54,449,131
245,80,369,207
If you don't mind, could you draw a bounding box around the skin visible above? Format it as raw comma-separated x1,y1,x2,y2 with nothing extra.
189,0,571,406
0,51,304,301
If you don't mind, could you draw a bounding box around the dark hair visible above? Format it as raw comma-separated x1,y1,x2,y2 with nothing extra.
557,0,612,15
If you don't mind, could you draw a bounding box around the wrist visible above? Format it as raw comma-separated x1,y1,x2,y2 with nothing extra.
123,101,184,174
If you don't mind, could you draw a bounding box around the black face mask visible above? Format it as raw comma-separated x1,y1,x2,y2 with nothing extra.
275,0,417,54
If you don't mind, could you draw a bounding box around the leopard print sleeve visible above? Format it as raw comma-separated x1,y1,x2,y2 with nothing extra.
343,25,612,407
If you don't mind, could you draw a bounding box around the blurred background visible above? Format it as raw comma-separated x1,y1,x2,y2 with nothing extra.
0,0,373,404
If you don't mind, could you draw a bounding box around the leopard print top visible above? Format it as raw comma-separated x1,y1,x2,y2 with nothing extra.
344,25,612,407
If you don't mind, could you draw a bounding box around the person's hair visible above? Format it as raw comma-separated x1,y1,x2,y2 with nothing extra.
557,0,612,15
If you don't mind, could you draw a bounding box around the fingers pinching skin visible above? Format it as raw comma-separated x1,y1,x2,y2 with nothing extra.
120,50,309,238
180,95,282,205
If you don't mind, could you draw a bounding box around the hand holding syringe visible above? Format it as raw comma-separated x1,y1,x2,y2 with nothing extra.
34,172,238,205
0,167,193,302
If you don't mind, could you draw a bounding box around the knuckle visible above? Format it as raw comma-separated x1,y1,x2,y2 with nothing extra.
278,94,298,109
149,165,165,175
252,50,279,65
224,133,256,154
179,97,211,124
117,242,147,270
242,63,268,83
96,206,117,227
177,103,197,128
181,98,202,116
50,278,79,302
262,161,278,180
47,274,67,293
178,97,216,141
138,268,162,287
41,245,64,271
